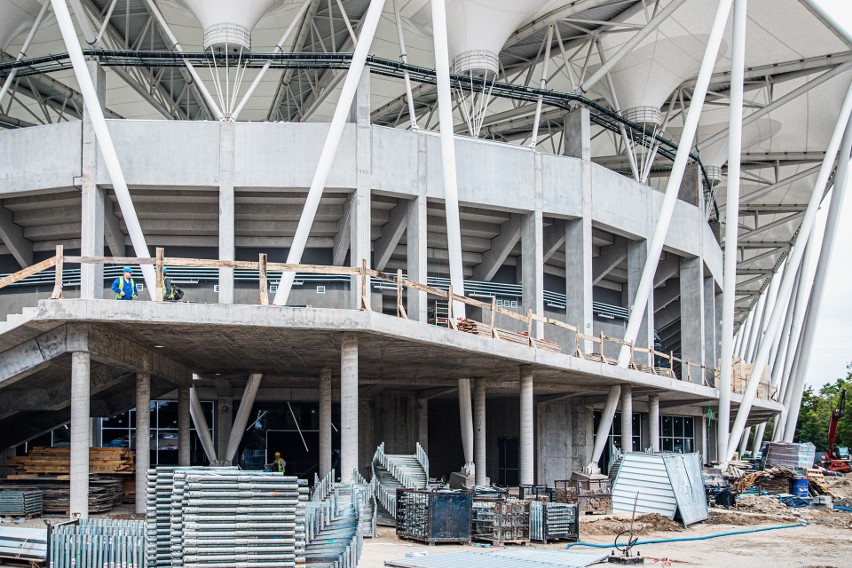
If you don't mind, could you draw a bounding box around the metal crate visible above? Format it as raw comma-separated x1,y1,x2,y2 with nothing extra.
518,484,556,502
471,497,530,545
396,489,472,545
529,502,579,543
554,479,612,515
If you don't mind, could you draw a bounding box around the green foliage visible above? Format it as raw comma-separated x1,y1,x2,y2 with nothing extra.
793,365,852,453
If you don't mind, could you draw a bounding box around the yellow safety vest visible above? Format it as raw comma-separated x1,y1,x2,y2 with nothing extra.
115,278,136,299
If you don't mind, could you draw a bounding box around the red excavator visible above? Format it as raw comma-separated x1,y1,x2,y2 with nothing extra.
821,389,851,473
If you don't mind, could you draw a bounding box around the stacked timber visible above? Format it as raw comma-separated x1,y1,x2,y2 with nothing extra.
456,319,561,352
0,477,123,514
9,447,135,475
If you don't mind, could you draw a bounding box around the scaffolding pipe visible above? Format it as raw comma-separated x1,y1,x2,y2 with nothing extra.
49,0,157,294
0,0,50,106
473,379,486,486
225,373,263,465
140,0,224,120
190,385,217,464
579,0,688,94
619,0,733,368
520,367,535,485
391,0,418,129
588,385,621,471
232,0,313,120
431,0,466,317
135,373,151,515
783,119,852,441
273,0,387,305
725,81,852,460
530,25,554,147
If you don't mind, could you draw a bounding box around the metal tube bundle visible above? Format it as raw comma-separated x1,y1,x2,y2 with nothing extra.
50,519,146,568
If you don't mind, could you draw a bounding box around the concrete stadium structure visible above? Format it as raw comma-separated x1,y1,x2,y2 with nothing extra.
0,0,849,518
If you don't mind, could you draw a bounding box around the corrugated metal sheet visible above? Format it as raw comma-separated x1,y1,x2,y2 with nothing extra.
662,453,709,526
384,550,608,568
611,453,678,519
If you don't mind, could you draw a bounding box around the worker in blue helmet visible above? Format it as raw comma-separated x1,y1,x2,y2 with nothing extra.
112,267,138,300
162,267,184,302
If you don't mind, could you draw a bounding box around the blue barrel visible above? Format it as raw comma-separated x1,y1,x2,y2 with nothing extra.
790,477,809,497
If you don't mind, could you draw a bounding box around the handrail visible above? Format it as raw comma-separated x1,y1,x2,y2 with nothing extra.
0,246,770,399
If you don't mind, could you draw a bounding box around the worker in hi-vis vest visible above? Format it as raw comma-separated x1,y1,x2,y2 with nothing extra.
112,266,138,300
268,451,286,473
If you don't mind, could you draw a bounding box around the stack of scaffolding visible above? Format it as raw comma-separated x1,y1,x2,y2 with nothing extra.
529,502,579,543
471,497,530,545
49,520,145,568
0,490,42,517
147,468,307,568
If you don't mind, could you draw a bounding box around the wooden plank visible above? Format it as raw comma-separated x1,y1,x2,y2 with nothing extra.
0,256,57,290
259,253,269,305
49,245,63,299
153,247,164,302
64,256,155,266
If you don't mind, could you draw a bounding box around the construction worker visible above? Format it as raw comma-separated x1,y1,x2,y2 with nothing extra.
162,267,184,302
112,267,138,300
267,451,286,474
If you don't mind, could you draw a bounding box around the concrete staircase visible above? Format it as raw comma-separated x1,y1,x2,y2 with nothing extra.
371,443,429,525
0,306,38,335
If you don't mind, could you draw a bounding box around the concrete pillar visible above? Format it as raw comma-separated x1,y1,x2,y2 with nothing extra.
628,240,655,366
340,333,359,482
80,61,106,299
680,257,705,382
458,379,474,467
704,277,717,371
562,107,591,160
216,398,232,461
319,367,332,478
417,398,428,452
703,415,711,462
473,379,486,486
620,385,633,452
679,163,702,206
407,136,429,322
178,387,191,466
523,154,544,337
70,352,90,518
519,366,534,486
649,395,660,452
565,217,593,348
135,372,151,515
351,70,371,309
218,121,235,304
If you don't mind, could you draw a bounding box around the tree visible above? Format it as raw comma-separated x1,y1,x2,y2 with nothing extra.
793,365,852,453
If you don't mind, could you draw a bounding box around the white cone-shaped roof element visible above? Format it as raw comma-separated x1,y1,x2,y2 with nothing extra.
0,0,43,51
698,119,782,185
599,34,723,126
177,0,281,51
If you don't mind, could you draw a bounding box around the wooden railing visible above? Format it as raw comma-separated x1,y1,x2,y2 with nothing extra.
0,246,757,396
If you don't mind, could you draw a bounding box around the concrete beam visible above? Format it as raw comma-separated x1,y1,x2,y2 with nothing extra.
373,202,408,272
472,214,523,282
654,282,681,312
542,219,566,263
593,236,627,285
0,326,67,389
0,204,33,268
87,328,191,386
103,200,125,257
333,194,353,266
654,256,681,288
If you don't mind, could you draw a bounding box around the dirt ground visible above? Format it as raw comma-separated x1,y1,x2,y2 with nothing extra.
364,506,852,568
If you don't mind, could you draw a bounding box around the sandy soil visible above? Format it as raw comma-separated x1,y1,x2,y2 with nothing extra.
364,508,852,568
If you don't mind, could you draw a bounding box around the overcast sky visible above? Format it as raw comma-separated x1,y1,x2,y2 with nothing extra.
802,0,851,387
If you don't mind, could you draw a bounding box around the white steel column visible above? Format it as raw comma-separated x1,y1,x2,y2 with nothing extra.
431,0,465,316
458,379,474,472
135,372,151,515
474,379,487,486
738,427,751,457
519,366,534,486
274,0,387,305
718,0,748,461
751,422,767,457
219,122,235,304
0,0,50,105
49,0,156,293
225,373,263,464
726,81,852,460
589,385,621,470
649,395,660,452
340,333,359,482
529,25,554,147
620,386,633,452
70,351,90,518
81,60,106,299
783,119,852,441
190,385,217,464
319,368,332,478
619,0,733,367
391,0,418,129
178,387,191,466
